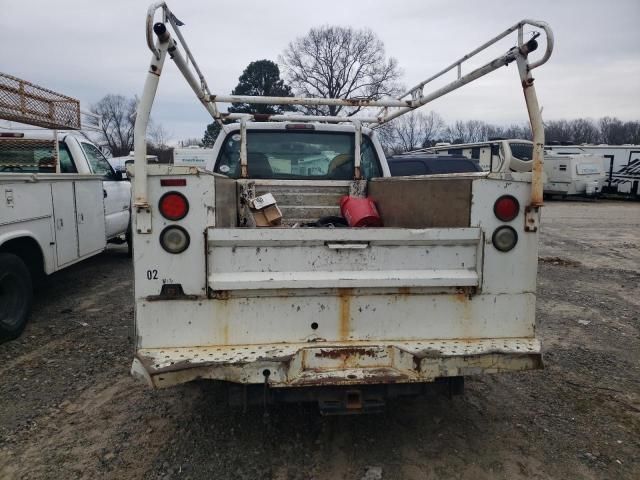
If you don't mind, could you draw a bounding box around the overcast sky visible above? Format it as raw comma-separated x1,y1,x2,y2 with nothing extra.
1,0,639,143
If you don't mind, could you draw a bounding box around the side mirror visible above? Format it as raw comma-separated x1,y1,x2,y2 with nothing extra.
116,170,128,181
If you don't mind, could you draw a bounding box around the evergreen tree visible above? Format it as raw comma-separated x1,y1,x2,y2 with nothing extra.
228,60,294,114
202,122,221,147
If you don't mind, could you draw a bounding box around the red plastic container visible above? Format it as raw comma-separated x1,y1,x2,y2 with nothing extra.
340,196,383,227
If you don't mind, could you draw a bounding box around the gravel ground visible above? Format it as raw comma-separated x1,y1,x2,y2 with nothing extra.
0,200,638,479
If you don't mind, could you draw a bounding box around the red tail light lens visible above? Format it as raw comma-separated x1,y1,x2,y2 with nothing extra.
158,192,189,220
494,195,520,222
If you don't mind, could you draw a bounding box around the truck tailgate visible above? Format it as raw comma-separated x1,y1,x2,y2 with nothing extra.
207,228,482,292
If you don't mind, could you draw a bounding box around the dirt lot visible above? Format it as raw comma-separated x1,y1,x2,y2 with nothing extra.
1,200,638,480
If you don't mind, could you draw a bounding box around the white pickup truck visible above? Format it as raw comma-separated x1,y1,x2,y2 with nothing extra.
129,3,553,414
0,129,131,339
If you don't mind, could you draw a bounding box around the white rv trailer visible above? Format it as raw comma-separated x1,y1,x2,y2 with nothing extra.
542,152,606,197
545,144,640,198
129,2,554,413
418,139,607,197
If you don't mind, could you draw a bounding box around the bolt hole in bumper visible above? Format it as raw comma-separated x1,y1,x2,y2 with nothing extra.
132,338,542,391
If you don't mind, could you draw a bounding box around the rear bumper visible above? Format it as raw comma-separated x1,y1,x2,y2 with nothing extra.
131,338,542,389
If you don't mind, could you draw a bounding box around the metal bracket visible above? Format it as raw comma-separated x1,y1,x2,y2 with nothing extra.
524,205,540,232
136,205,152,234
5,188,14,207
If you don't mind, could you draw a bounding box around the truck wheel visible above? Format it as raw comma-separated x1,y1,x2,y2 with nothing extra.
0,253,33,340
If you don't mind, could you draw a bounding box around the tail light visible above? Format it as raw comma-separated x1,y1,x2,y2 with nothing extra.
159,226,190,254
158,191,189,220
492,226,518,252
493,195,520,222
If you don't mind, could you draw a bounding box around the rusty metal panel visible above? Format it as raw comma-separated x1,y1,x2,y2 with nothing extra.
214,175,237,227
132,337,542,389
0,73,81,130
368,177,472,228
135,291,535,348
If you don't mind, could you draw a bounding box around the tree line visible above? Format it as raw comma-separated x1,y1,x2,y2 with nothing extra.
379,113,640,155
87,24,638,157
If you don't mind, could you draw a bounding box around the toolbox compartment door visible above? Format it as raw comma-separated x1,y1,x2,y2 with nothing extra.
207,228,482,292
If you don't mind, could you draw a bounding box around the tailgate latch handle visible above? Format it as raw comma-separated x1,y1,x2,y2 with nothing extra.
325,242,369,250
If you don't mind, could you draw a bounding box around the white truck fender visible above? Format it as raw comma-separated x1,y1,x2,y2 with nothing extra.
0,230,54,275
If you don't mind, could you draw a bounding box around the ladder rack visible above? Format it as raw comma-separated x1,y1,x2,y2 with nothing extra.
0,72,81,130
133,1,554,226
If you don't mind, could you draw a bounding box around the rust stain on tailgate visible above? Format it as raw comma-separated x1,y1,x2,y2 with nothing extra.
314,347,379,359
338,288,353,341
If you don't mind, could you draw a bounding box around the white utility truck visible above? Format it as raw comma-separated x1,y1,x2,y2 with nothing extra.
0,73,131,340
420,139,607,197
130,3,553,413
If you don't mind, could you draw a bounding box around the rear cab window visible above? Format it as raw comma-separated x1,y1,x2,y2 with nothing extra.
0,140,76,173
214,130,382,180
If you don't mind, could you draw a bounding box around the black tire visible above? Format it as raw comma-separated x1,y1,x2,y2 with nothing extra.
0,253,33,341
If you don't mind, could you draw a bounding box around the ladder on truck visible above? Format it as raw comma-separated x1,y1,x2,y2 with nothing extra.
0,72,83,173
134,1,554,229
0,73,100,173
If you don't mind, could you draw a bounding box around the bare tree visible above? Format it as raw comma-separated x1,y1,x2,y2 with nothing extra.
149,123,171,149
420,111,446,147
91,94,170,156
393,113,427,152
486,123,531,140
544,120,573,144
179,138,203,147
91,94,138,157
280,25,402,116
570,118,599,144
445,120,489,144
377,111,445,154
623,121,640,144
599,117,626,145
